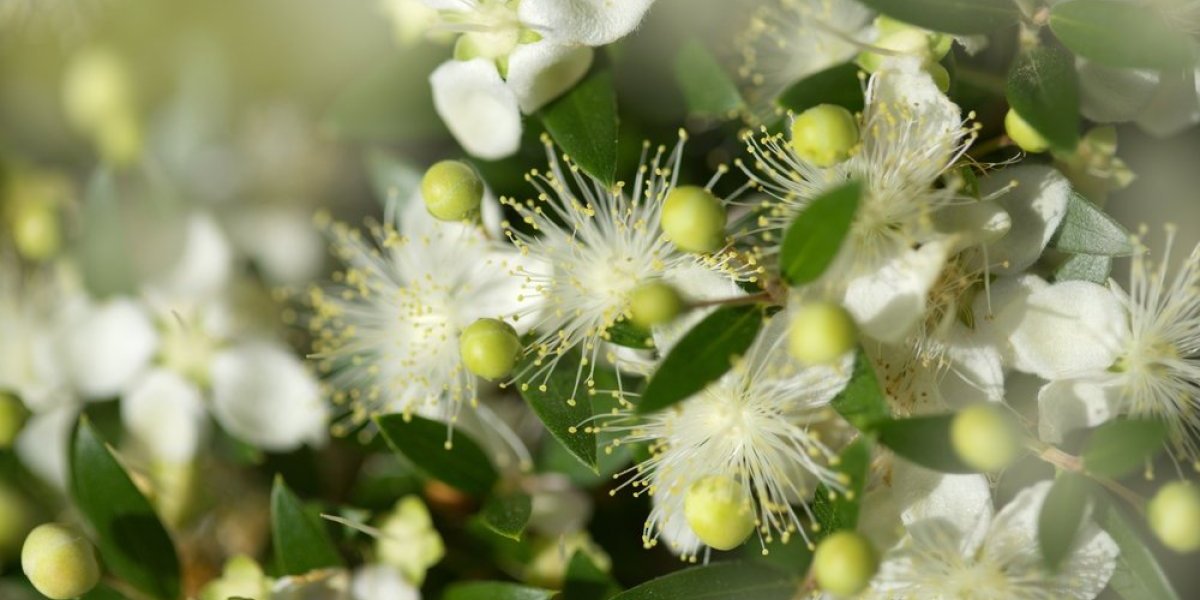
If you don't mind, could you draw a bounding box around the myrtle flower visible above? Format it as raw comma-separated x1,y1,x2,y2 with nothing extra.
424,0,656,159
742,57,977,344
308,191,533,434
502,134,754,392
601,311,852,559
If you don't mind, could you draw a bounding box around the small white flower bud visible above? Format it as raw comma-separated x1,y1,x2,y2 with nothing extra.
788,302,857,366
421,160,484,222
661,186,727,253
950,404,1020,472
628,281,683,329
1148,481,1200,553
790,104,860,168
683,475,756,551
21,523,100,600
1005,109,1050,154
459,318,522,381
813,531,878,597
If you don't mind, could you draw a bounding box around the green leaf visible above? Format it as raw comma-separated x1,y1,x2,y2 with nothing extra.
375,414,499,496
1052,192,1135,256
811,438,872,540
80,584,128,600
874,415,977,473
1055,253,1112,284
611,561,800,600
443,582,556,600
271,476,343,575
1007,44,1080,152
857,0,1019,35
1050,0,1196,70
540,69,619,186
69,417,181,600
1098,502,1181,600
479,491,532,541
1038,472,1091,570
830,351,891,431
777,62,865,114
1082,418,1167,478
565,550,623,600
605,318,655,350
779,180,862,286
675,39,744,118
637,305,764,414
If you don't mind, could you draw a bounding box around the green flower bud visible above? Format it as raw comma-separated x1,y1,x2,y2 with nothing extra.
928,63,951,93
628,281,683,329
683,475,756,551
950,404,1020,472
1147,481,1200,553
0,393,27,450
421,160,484,222
1005,109,1050,154
790,104,860,168
459,318,522,381
788,302,857,366
21,523,100,600
812,531,878,597
661,186,727,253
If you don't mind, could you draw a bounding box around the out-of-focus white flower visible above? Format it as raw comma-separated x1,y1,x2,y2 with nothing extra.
147,213,234,303
226,206,324,286
423,0,656,158
603,310,852,559
60,296,158,400
374,496,445,586
120,369,208,464
210,340,328,452
0,265,74,413
15,404,77,490
199,555,272,600
525,530,611,589
272,569,351,600
1076,58,1200,137
380,0,442,46
351,564,420,600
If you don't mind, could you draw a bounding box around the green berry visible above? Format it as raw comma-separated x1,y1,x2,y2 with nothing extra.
0,393,27,450
790,104,860,168
661,186,727,253
683,475,756,551
813,531,878,596
628,281,683,329
1005,109,1050,154
421,160,484,222
1147,481,1200,553
21,523,100,600
950,404,1019,472
787,302,857,366
459,318,522,381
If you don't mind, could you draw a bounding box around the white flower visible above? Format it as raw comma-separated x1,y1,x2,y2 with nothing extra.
865,471,1117,599
742,58,977,344
0,264,74,413
15,403,77,490
308,194,532,432
423,0,655,158
60,296,158,400
121,368,208,464
601,310,852,559
210,340,328,452
351,564,420,600
374,496,445,585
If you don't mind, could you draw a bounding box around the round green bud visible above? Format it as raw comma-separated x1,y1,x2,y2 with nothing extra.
790,104,860,168
0,393,27,450
661,186,727,253
788,301,857,366
628,281,683,329
812,531,878,597
421,160,484,222
950,404,1020,472
683,475,756,551
1005,109,1050,154
459,318,522,381
1147,481,1200,553
21,523,100,600
928,63,951,93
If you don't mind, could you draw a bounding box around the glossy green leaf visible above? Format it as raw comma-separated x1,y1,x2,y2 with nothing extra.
1050,0,1196,70
518,346,622,471
565,550,623,600
637,305,764,414
443,582,556,600
1099,502,1181,600
605,318,655,350
1055,253,1112,284
271,476,343,575
875,414,977,473
811,438,871,540
1038,472,1091,570
540,69,619,185
70,417,181,600
1007,44,1079,152
830,350,891,431
611,561,800,600
675,38,744,118
1082,418,1167,478
777,62,864,114
857,0,1019,35
375,414,499,496
479,491,532,541
1052,192,1135,256
779,180,861,285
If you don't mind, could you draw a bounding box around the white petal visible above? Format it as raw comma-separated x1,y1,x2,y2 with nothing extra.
122,369,208,464
1037,377,1123,443
844,239,951,344
932,199,1011,252
16,405,77,490
351,565,420,600
62,298,158,399
528,475,592,536
1077,59,1160,123
149,213,233,301
867,57,962,180
518,0,656,46
981,165,1071,274
1007,281,1126,380
505,41,593,113
228,206,324,285
940,324,1006,405
430,59,522,160
1135,69,1200,137
417,0,469,10
210,341,328,452
892,459,994,554
970,274,1049,367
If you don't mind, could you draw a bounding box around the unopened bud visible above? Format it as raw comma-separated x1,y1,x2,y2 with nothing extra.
813,531,878,597
1148,481,1200,553
661,186,727,253
459,318,522,381
683,475,755,551
421,160,484,222
788,302,857,366
950,404,1020,472
21,523,100,600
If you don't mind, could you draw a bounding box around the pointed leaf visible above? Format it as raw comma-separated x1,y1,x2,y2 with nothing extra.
875,414,977,473
777,62,864,114
540,69,619,186
830,350,890,431
518,346,621,471
780,180,861,286
811,438,872,540
611,561,800,600
1055,253,1112,284
1052,192,1135,256
1099,502,1181,600
1038,472,1091,570
675,39,744,118
1082,418,1167,478
857,0,1019,35
271,476,343,575
375,414,499,496
1050,0,1196,70
479,491,532,541
1007,44,1080,152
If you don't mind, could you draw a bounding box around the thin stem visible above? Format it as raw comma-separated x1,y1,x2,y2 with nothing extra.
969,135,1015,160
690,290,773,309
1031,442,1147,513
